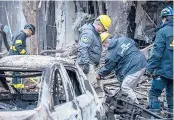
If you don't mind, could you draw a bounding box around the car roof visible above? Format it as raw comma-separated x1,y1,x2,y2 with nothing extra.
0,55,75,71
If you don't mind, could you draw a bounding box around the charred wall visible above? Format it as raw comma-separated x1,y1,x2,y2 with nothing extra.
46,1,57,50
0,1,173,54
0,1,26,52
22,1,38,54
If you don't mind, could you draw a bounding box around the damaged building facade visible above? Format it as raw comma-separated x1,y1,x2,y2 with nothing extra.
0,1,173,54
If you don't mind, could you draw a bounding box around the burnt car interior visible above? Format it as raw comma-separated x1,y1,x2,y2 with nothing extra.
0,70,42,111
51,69,66,106
65,67,82,96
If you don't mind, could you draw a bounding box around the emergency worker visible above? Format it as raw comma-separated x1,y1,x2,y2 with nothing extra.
147,7,173,118
9,24,35,55
97,32,147,103
77,15,111,86
9,24,35,89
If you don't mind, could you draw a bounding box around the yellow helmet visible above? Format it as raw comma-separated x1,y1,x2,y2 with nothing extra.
98,15,112,30
100,32,111,43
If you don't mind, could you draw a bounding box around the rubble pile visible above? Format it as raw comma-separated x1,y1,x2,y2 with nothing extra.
59,42,168,118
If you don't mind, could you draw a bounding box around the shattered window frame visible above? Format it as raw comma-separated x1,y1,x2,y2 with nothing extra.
64,64,94,95
64,66,84,96
50,67,66,106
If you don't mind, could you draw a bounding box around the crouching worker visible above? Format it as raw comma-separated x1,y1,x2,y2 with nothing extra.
96,32,147,104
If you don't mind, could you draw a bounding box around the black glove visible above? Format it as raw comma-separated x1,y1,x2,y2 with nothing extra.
83,64,89,74
145,71,152,77
95,62,99,68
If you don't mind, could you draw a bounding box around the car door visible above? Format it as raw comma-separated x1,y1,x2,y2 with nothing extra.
64,65,102,120
50,64,82,120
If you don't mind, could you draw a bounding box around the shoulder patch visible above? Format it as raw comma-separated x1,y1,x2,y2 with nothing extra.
82,37,89,43
120,43,131,54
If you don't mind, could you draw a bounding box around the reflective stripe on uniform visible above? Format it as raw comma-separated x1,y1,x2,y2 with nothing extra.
15,40,22,44
20,49,26,54
10,46,17,51
13,84,24,88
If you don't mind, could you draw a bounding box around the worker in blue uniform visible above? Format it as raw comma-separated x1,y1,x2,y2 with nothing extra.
147,7,173,118
97,32,147,103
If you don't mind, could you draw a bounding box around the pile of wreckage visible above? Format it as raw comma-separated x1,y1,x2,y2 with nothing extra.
0,42,171,120
0,28,170,120
54,41,169,120
0,35,170,119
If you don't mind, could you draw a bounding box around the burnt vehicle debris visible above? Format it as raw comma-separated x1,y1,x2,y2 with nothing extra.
100,78,172,120
41,45,171,120
0,55,104,120
0,54,171,120
104,90,163,120
0,70,41,111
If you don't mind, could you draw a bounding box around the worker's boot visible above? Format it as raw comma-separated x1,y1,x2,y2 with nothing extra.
148,99,161,116
166,112,173,119
166,108,173,119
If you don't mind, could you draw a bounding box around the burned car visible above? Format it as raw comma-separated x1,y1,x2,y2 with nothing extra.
0,55,104,120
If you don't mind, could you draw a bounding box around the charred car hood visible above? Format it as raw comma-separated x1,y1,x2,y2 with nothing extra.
0,110,38,120
0,106,48,120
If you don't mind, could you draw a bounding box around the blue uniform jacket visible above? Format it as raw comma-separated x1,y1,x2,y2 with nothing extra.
98,37,147,81
77,24,102,65
147,20,173,80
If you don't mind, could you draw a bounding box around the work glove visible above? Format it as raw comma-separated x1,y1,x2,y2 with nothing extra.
95,62,99,68
83,64,89,74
